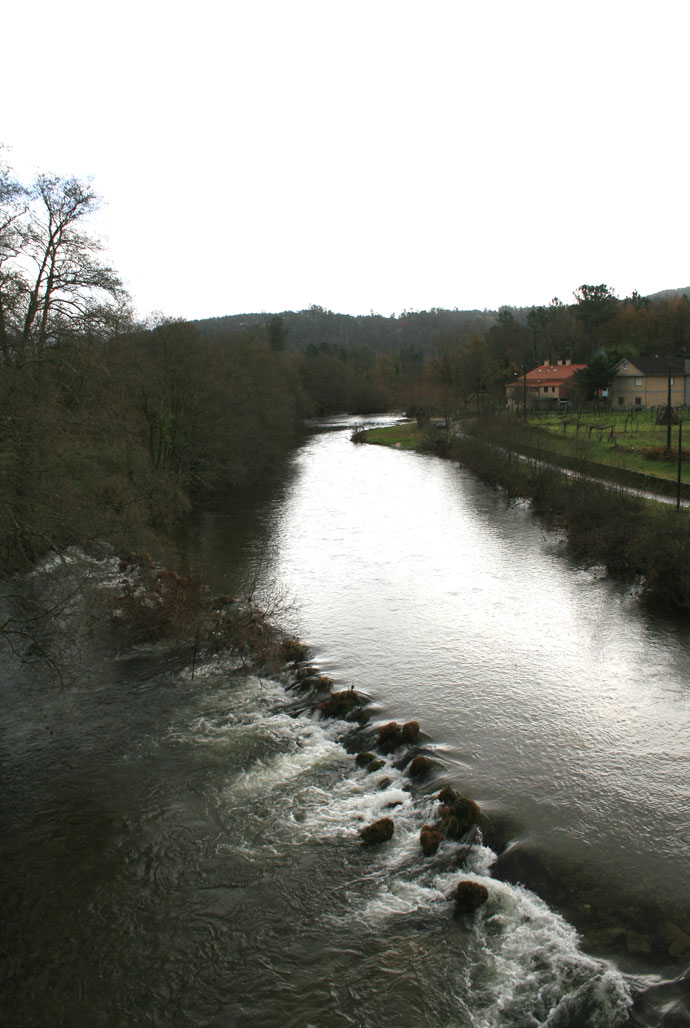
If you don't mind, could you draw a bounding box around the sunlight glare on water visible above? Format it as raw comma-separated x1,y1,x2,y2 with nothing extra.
264,420,690,914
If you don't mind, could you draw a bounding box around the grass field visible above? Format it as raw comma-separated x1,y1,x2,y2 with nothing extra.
528,409,689,484
363,411,690,489
363,422,425,450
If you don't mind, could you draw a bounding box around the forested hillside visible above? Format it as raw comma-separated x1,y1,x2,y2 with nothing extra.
194,306,497,356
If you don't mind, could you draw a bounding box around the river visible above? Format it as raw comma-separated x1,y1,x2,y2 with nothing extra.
2,415,690,1026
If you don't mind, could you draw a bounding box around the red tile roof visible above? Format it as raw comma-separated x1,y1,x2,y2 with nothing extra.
505,363,586,388
525,363,587,384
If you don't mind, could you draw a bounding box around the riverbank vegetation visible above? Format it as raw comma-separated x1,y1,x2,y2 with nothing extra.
0,161,309,578
0,160,313,672
356,422,423,450
99,555,299,675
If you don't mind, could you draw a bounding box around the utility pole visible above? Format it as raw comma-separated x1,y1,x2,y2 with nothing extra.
523,363,528,421
677,420,683,512
667,364,673,452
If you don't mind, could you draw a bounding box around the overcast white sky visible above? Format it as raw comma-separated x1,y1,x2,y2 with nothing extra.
3,0,688,322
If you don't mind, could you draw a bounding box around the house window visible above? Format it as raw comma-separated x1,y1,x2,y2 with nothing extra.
552,386,556,392
618,396,624,405
622,360,629,369
634,377,642,386
635,397,642,406
543,386,549,393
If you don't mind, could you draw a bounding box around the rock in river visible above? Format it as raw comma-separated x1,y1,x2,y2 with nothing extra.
452,880,489,916
420,824,443,856
360,817,395,846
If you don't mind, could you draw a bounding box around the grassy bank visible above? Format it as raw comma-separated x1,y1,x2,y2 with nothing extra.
365,412,690,491
360,421,427,450
524,409,690,487
362,416,690,618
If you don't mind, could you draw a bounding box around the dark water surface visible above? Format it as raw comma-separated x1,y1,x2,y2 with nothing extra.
3,416,690,1026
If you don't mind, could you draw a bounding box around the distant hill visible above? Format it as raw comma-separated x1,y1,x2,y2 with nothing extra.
191,287,690,358
192,306,498,356
646,286,690,302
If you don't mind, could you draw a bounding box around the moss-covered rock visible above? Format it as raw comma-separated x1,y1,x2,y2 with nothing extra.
408,754,433,779
318,689,362,719
440,795,480,838
280,637,310,664
377,719,421,752
355,751,377,768
661,920,690,960
377,721,403,753
420,824,443,856
452,880,489,916
455,845,472,867
292,665,324,692
401,720,420,744
360,817,394,846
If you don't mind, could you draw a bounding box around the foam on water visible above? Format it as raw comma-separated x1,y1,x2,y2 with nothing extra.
171,671,634,1027
2,545,670,1026
344,866,632,1027
230,720,347,797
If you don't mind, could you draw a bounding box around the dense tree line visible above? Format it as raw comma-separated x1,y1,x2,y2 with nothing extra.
413,285,690,414
0,161,305,574
195,285,690,418
195,305,496,358
0,327,307,573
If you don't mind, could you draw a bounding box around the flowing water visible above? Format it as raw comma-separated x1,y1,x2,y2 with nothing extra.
2,415,690,1027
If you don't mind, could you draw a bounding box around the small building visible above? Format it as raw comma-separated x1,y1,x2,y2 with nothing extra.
609,356,690,409
505,359,587,410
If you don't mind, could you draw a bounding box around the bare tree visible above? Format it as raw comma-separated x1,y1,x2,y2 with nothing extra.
0,163,127,364
0,156,28,361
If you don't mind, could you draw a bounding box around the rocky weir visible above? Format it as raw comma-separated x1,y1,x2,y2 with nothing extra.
287,644,542,926
268,640,690,1026
0,602,641,1027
